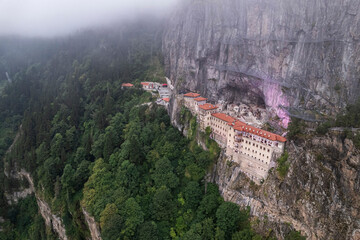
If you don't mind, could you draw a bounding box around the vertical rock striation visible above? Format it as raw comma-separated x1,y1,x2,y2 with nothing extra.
163,0,360,126
163,1,360,238
82,208,102,240
210,134,360,240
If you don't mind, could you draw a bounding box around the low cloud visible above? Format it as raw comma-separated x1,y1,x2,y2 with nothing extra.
0,0,178,37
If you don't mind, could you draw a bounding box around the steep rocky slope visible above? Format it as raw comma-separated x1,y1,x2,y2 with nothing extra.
163,1,360,238
163,0,360,127
169,96,360,239
211,132,360,239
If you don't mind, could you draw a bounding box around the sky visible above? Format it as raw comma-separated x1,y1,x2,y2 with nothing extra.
0,0,179,37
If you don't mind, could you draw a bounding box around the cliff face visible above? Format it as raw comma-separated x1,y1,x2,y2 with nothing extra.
212,133,360,239
7,169,69,240
163,1,360,239
163,0,360,127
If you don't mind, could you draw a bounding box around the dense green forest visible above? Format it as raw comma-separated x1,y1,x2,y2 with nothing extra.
0,21,305,240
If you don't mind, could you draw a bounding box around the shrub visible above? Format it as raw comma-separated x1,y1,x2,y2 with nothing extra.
277,151,289,179
316,121,332,135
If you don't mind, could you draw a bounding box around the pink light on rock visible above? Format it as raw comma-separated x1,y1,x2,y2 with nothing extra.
264,82,290,128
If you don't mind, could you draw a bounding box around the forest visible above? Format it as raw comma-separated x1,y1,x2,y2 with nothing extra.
0,21,304,240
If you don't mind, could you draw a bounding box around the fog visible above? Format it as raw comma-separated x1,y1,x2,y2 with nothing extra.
0,0,179,37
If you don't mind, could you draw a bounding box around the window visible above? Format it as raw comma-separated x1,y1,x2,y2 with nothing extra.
267,149,270,152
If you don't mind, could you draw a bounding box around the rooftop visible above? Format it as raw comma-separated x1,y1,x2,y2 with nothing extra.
184,92,201,98
141,82,150,86
162,98,170,102
194,97,207,102
233,121,286,142
211,112,236,123
122,83,134,87
199,103,218,111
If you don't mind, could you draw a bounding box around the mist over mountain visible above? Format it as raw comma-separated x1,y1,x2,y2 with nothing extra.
0,0,178,37
0,1,359,240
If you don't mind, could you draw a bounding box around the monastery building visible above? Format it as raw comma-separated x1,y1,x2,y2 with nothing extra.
182,92,287,183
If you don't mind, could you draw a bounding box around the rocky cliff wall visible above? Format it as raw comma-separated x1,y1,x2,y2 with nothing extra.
8,169,69,240
163,0,360,127
82,208,102,240
210,133,360,240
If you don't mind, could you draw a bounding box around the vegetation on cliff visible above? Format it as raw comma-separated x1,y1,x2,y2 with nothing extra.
0,23,267,240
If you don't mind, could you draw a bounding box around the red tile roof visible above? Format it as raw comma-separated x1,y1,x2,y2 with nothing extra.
184,92,201,98
162,98,170,102
211,113,236,123
141,82,150,86
233,120,286,142
199,103,218,111
194,97,207,102
276,135,287,142
122,83,134,87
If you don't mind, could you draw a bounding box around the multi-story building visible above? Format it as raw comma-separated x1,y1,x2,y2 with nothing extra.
198,103,218,130
141,82,155,90
193,97,207,111
207,113,236,147
183,92,200,113
181,92,287,183
226,121,286,182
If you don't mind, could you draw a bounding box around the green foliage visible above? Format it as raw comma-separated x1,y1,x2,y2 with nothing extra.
0,22,262,239
277,151,290,179
285,230,306,240
287,118,306,140
152,157,179,189
184,181,201,210
335,98,360,128
316,121,332,135
122,198,144,238
0,196,48,240
152,187,174,221
216,202,241,238
100,204,123,240
179,106,192,125
137,221,159,240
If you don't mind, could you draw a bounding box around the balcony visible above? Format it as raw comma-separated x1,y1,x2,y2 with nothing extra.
235,138,241,143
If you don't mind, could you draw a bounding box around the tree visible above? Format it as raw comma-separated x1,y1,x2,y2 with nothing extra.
185,163,205,182
61,164,75,194
196,191,222,222
151,157,179,189
216,202,241,238
73,160,91,191
152,187,174,221
184,181,201,210
116,160,139,195
122,198,145,238
285,230,306,240
137,221,159,240
50,133,64,158
231,229,253,240
183,229,202,240
100,204,123,240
